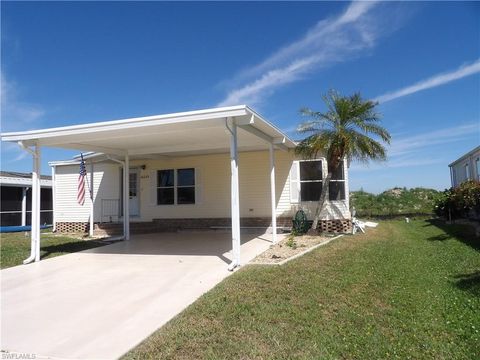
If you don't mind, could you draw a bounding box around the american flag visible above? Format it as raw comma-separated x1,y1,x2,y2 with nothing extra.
77,154,86,206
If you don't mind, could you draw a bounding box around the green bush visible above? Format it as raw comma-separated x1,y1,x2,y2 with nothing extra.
285,236,297,249
351,187,441,218
434,180,480,219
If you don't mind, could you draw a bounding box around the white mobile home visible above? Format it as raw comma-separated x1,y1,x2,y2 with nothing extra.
449,146,480,188
1,105,351,267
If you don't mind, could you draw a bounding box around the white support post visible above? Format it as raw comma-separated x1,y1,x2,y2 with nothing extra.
34,145,41,262
21,187,27,227
228,120,241,270
269,143,277,243
89,163,94,237
51,166,56,232
124,153,130,240
20,142,40,264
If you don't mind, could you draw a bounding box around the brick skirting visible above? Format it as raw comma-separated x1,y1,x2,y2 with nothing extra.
55,217,352,236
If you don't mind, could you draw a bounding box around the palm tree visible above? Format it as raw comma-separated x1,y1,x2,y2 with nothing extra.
296,90,391,231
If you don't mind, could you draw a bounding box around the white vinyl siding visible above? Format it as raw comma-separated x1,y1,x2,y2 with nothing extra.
139,150,294,219
53,149,351,223
54,163,120,222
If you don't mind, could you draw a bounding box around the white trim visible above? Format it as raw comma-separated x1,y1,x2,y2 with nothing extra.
51,166,56,231
289,161,300,203
1,106,296,152
0,176,52,187
449,145,480,167
1,106,248,140
124,153,130,240
89,163,94,237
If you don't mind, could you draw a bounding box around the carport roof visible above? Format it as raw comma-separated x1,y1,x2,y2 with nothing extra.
1,105,296,157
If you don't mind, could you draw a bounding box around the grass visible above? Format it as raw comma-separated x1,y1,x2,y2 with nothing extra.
0,231,108,269
124,220,480,360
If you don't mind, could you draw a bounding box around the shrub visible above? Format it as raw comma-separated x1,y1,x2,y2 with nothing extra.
286,236,298,249
434,181,480,219
351,187,441,217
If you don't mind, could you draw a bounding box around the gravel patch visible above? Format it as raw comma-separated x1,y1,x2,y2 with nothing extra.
251,234,338,264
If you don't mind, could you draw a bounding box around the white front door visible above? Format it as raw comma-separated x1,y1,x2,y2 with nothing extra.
129,170,139,217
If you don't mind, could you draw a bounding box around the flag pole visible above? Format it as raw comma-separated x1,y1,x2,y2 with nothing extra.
81,154,94,237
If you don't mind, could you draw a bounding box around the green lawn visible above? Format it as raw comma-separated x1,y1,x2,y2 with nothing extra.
0,231,109,269
124,220,480,360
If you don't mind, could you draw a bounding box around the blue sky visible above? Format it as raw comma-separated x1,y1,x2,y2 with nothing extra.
1,1,479,193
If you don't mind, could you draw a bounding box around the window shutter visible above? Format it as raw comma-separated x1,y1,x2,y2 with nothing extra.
195,168,202,204
290,161,300,203
149,170,157,206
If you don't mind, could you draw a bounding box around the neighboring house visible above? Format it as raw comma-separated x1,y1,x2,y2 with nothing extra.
449,145,480,187
1,105,351,266
0,171,53,226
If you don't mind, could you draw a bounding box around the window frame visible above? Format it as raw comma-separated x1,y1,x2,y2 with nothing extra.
298,159,323,202
176,168,196,205
156,168,196,206
156,169,175,205
328,160,346,201
296,158,347,202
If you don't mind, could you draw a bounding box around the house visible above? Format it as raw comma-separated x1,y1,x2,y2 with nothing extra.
1,105,351,267
0,171,53,227
449,145,480,187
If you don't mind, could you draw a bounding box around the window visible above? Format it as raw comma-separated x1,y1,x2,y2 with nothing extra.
129,173,138,197
476,158,480,178
299,160,323,201
465,163,470,180
177,168,195,204
157,169,174,205
157,168,195,205
329,162,346,200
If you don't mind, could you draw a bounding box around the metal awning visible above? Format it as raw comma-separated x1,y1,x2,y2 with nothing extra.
1,105,295,156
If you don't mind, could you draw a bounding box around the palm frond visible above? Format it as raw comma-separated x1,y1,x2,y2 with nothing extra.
295,89,391,166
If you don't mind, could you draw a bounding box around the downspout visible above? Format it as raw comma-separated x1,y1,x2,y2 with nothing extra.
18,141,37,264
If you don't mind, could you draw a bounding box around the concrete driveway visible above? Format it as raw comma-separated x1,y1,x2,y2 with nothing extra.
1,230,279,359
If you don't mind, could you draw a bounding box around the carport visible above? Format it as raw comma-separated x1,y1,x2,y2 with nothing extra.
0,105,296,269
1,230,282,359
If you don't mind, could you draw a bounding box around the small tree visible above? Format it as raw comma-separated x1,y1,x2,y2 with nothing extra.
296,90,391,231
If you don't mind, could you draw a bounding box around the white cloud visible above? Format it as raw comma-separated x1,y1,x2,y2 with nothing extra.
351,122,478,171
350,157,444,171
217,1,382,107
374,59,480,103
1,72,47,164
388,123,479,157
1,71,45,131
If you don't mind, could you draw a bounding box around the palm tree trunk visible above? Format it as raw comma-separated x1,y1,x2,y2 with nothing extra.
310,172,332,232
